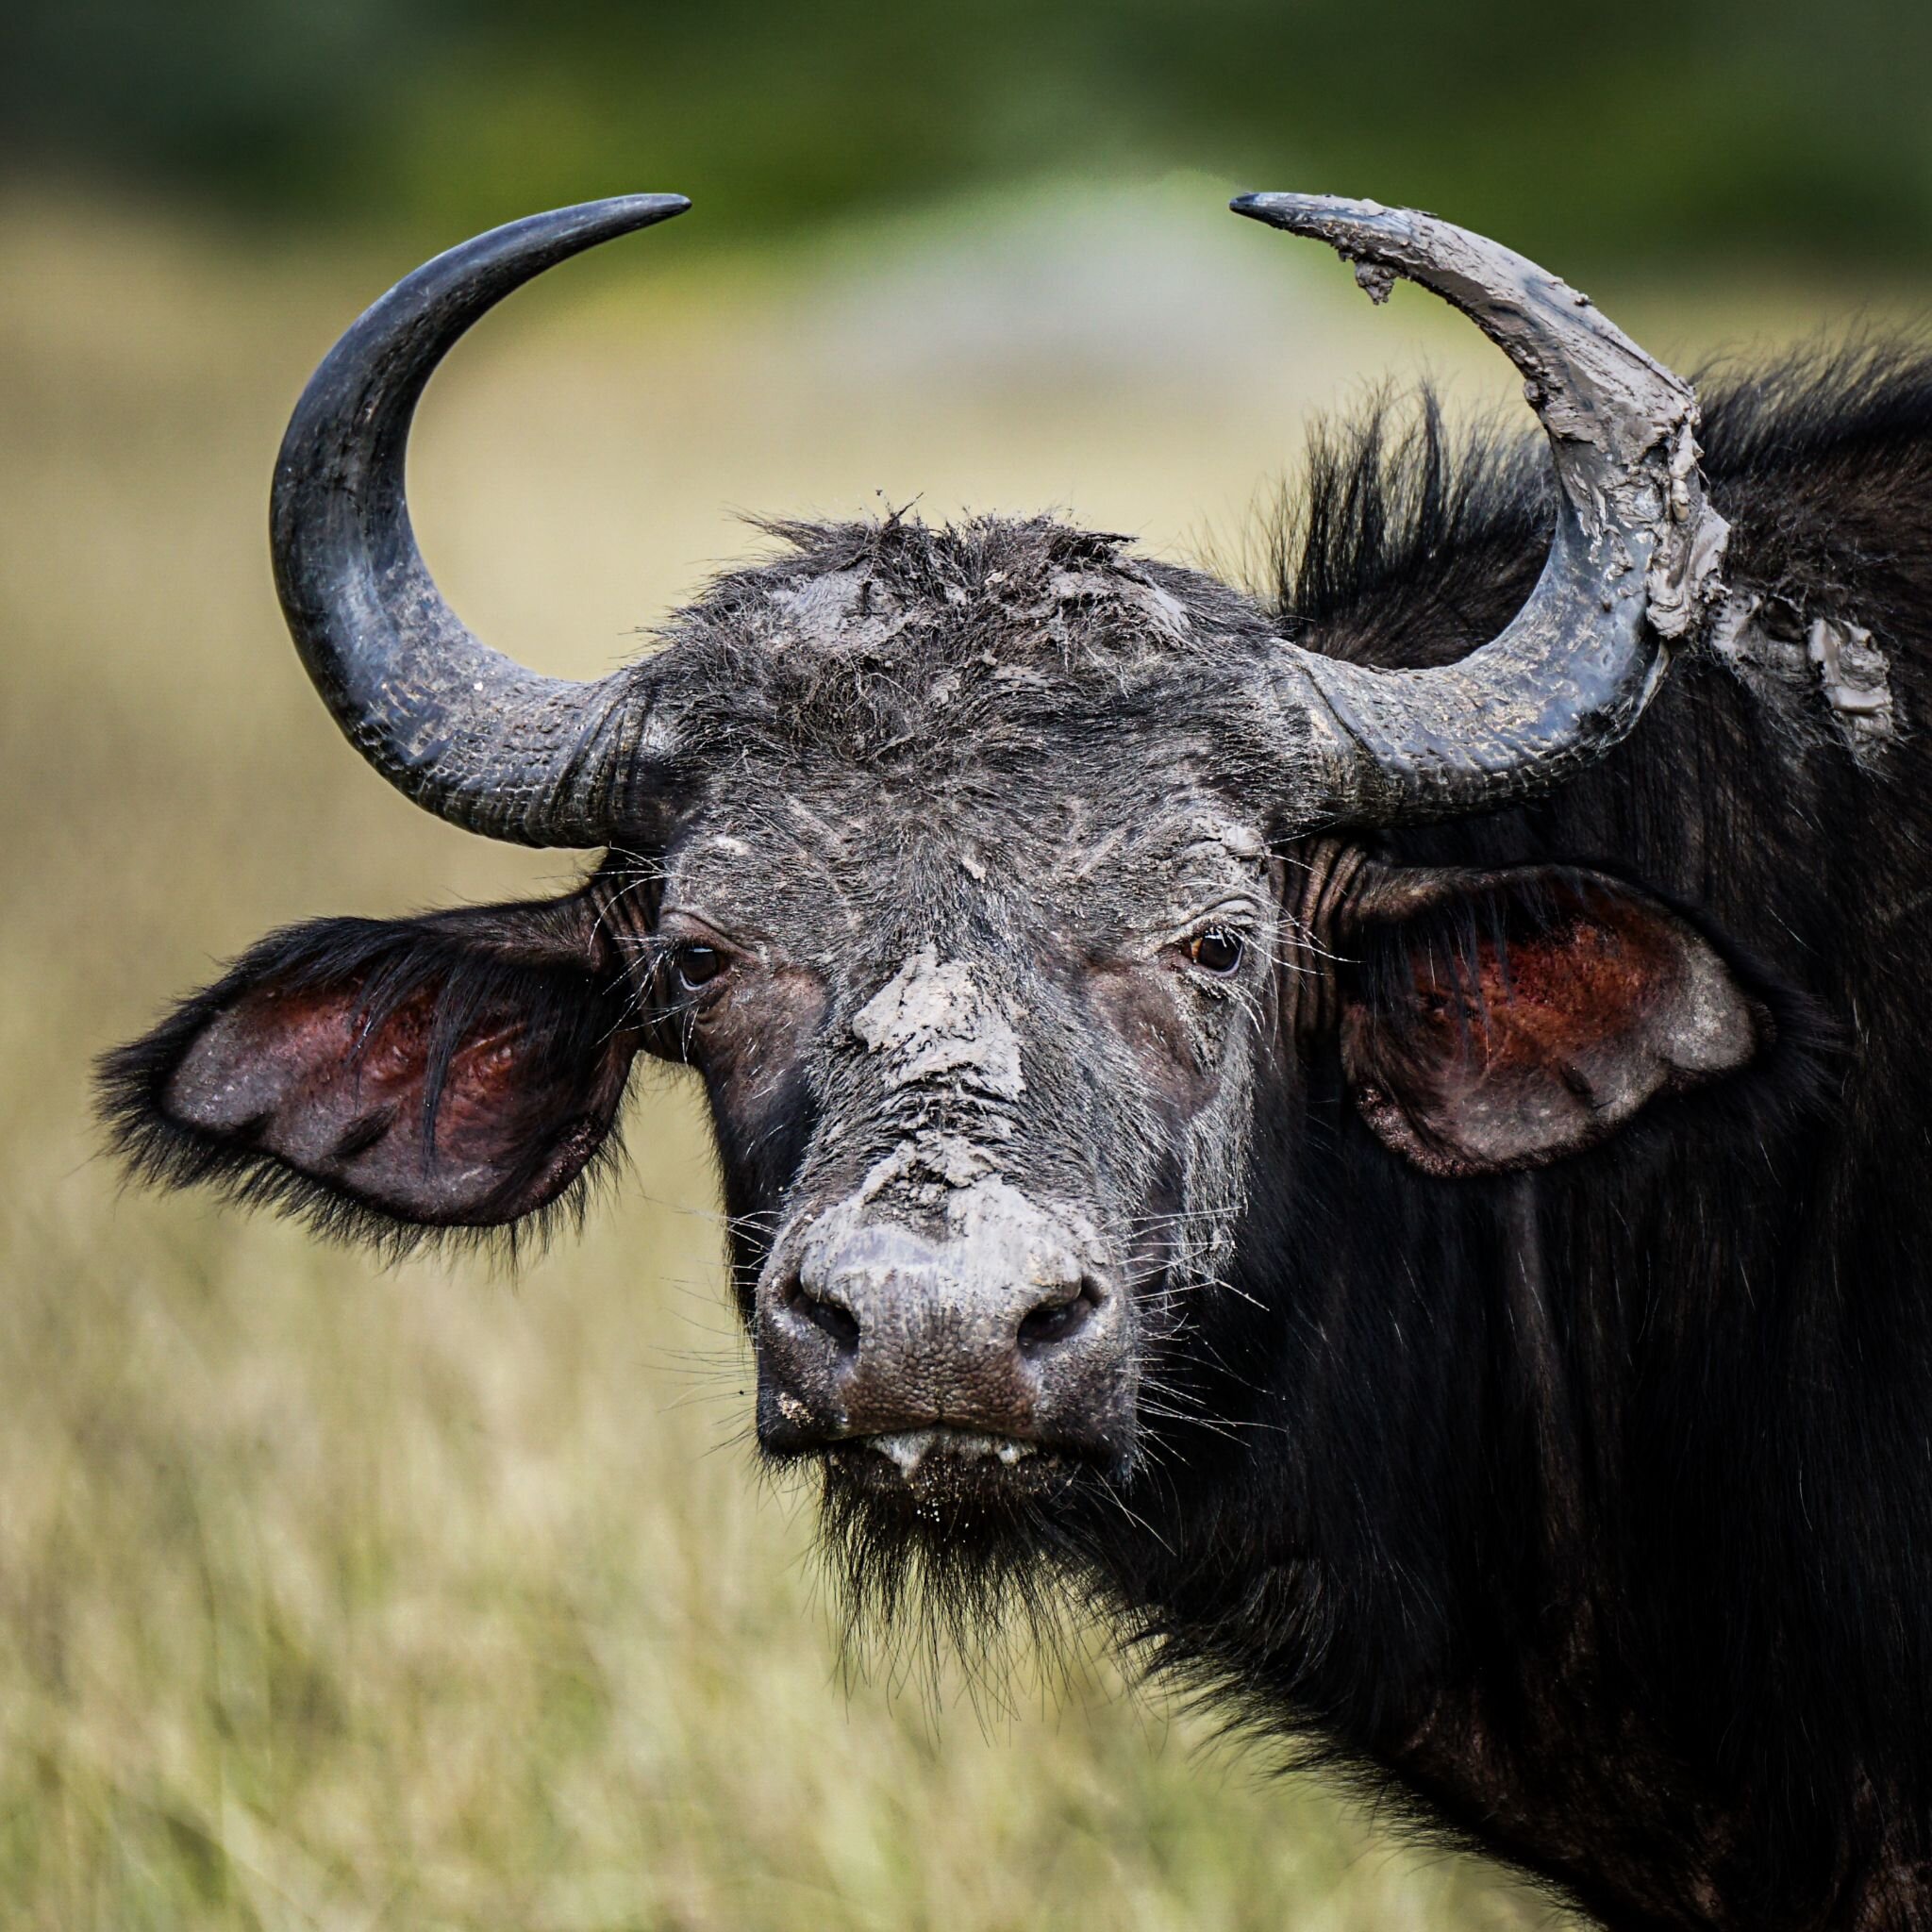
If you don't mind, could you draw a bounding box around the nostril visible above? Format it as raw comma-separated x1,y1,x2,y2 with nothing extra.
1017,1278,1104,1353
808,1298,860,1350
788,1277,861,1353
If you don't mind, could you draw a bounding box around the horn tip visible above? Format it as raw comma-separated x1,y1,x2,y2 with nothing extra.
595,192,691,225
1229,192,1392,234
1228,191,1286,224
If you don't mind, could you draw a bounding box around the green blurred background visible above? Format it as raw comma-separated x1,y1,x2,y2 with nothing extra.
9,0,1932,269
4,4,1927,1928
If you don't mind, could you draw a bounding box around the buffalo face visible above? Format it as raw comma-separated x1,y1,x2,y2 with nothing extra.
608,683,1300,1549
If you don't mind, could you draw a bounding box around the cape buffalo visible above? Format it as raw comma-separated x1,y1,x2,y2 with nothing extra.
98,192,1932,1930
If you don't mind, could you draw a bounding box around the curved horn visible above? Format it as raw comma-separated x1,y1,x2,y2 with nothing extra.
1231,193,1729,825
271,194,690,845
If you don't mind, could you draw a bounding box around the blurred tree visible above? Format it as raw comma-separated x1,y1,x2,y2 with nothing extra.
5,0,1929,268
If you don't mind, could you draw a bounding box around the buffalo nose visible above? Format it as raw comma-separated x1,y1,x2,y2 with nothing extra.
796,1222,1103,1359
756,1214,1124,1453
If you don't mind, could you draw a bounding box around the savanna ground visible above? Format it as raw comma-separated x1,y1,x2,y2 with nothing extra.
3,180,1918,1931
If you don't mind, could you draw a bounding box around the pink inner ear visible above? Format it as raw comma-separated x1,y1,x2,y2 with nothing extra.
1343,875,1766,1177
231,980,555,1163
429,1016,551,1157
1411,905,1673,1074
163,964,635,1224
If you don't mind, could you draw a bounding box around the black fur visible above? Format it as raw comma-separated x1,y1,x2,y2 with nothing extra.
1074,344,1932,1928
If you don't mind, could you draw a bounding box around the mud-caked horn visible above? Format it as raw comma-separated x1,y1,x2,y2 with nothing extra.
1232,193,1729,825
270,194,690,845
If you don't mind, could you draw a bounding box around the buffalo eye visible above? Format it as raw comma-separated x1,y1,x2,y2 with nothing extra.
674,943,725,991
1187,927,1245,974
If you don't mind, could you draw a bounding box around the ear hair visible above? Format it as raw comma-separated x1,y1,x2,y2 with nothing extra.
95,890,640,1259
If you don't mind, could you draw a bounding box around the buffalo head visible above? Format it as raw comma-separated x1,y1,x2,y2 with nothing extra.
101,193,1760,1612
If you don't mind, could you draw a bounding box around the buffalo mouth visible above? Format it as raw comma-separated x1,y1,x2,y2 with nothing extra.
823,1426,1089,1520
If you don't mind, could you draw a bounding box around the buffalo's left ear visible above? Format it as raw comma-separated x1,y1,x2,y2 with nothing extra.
1337,865,1772,1177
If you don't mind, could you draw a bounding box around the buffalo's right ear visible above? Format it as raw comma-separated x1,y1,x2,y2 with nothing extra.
96,891,642,1246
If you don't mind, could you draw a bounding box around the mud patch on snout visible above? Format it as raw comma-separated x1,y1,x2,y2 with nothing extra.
852,948,1024,1098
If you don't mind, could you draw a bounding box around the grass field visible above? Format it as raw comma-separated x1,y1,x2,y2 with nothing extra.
4,181,1916,1931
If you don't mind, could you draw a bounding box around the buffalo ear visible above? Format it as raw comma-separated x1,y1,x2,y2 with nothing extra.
97,891,641,1244
1337,866,1770,1177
